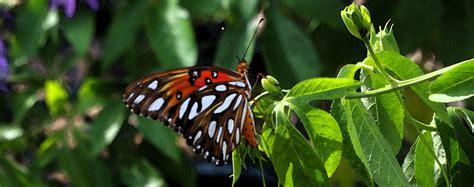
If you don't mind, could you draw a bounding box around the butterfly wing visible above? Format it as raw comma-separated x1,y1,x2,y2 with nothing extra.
123,66,241,122
123,67,257,165
175,81,253,165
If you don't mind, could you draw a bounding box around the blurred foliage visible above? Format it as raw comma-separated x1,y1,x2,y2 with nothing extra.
0,0,473,186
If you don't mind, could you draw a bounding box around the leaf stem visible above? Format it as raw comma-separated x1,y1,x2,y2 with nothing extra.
346,59,466,99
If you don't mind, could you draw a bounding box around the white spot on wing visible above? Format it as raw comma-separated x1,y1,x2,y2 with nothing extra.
228,81,246,88
148,98,164,112
193,131,202,145
147,80,158,90
222,141,227,160
217,127,223,143
201,95,216,111
233,95,243,110
214,93,237,114
236,130,240,144
208,121,216,138
188,102,199,120
240,99,247,131
126,93,135,102
179,98,191,119
198,85,208,92
227,119,234,133
215,85,227,92
134,94,145,104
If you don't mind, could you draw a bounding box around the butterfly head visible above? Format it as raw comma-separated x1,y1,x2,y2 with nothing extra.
236,59,250,74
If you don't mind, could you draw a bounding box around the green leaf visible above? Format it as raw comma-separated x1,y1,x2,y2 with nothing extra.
331,100,374,186
120,159,166,187
90,102,126,156
232,150,242,187
401,142,416,184
59,146,113,187
271,103,330,186
262,6,322,88
342,99,410,186
229,0,258,21
63,11,94,56
434,109,474,186
414,131,435,187
0,126,24,142
103,0,148,69
278,0,343,28
260,123,276,159
136,117,181,162
289,106,342,177
12,90,38,124
77,78,106,112
14,0,52,57
429,59,474,102
430,133,445,186
363,51,450,124
452,108,474,134
287,78,361,103
180,0,229,18
44,80,69,115
0,156,43,187
331,65,373,186
361,68,404,153
146,1,197,69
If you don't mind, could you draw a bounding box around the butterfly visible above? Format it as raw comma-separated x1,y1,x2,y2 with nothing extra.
123,60,257,165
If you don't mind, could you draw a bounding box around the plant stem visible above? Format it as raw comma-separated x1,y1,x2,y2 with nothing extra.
346,59,466,99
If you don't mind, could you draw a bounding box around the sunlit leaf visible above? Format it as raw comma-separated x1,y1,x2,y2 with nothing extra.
429,59,474,102
414,131,435,187
146,0,197,69
44,80,69,115
289,106,342,177
0,126,24,141
63,11,94,56
90,102,126,156
270,103,330,186
361,68,404,153
341,99,410,186
120,159,166,187
363,51,450,124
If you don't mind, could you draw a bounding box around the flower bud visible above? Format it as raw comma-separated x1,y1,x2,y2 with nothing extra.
369,21,400,53
341,3,372,39
261,75,281,94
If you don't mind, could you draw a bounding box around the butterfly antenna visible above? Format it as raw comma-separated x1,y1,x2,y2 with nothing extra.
242,18,265,61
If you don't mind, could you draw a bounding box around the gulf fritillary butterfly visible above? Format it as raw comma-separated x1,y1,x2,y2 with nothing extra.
123,60,257,165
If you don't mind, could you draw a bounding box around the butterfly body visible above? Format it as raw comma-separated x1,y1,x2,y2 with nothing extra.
123,61,257,165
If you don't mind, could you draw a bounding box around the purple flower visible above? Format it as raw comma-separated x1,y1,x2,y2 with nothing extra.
0,37,9,92
85,0,99,11
50,0,99,18
50,0,76,18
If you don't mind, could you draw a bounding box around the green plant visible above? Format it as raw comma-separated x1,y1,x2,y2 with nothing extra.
0,0,473,186
232,3,474,186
